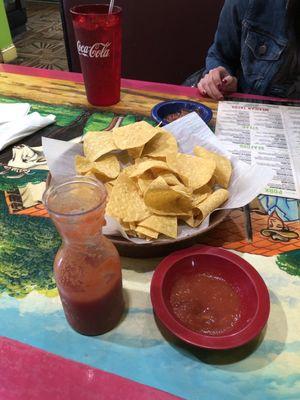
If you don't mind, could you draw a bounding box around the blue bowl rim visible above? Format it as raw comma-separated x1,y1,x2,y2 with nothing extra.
151,100,213,125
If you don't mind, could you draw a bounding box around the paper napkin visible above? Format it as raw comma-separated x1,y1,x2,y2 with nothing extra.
0,103,56,151
0,103,30,124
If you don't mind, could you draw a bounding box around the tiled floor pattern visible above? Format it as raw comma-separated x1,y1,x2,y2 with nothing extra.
12,1,68,70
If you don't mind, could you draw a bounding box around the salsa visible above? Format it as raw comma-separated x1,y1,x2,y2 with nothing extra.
46,178,124,336
164,108,202,123
170,272,241,336
55,246,124,336
58,263,124,336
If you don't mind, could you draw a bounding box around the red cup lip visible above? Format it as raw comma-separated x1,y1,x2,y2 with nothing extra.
150,245,270,350
70,4,122,16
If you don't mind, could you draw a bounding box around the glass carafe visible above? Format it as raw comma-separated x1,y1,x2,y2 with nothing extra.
43,176,124,335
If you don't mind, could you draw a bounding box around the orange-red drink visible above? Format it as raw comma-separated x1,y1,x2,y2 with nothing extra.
43,176,124,335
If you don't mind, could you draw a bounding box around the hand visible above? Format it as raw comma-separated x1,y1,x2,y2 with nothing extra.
197,66,237,100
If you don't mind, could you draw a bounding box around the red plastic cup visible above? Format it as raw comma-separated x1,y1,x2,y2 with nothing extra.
70,4,122,106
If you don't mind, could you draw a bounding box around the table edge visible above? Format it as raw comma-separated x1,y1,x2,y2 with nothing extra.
1,64,300,104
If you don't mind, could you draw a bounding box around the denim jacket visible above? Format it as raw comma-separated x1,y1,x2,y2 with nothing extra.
205,0,289,96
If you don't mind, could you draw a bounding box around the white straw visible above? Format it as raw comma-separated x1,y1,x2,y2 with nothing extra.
108,0,115,14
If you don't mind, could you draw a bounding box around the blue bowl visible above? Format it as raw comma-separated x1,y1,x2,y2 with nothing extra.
151,100,213,126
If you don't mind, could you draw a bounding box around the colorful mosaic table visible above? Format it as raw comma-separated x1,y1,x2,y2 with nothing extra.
0,64,299,399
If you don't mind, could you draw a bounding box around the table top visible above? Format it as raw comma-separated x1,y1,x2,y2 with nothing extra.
0,64,299,400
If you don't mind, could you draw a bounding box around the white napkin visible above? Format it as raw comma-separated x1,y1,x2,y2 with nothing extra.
0,103,56,151
0,103,31,124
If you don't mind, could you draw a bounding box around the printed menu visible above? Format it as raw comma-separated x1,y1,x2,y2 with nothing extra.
215,101,300,199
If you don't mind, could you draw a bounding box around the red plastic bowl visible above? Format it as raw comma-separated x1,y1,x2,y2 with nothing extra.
150,245,270,350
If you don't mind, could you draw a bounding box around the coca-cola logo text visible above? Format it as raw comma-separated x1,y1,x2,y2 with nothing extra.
77,41,111,58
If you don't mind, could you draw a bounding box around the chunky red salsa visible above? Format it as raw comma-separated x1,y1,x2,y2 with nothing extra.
164,108,192,122
170,272,241,336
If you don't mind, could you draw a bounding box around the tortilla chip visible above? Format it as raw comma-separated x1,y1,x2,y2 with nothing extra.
139,215,178,239
129,222,137,231
106,173,151,222
142,130,178,158
128,145,144,159
166,153,216,190
152,171,182,186
193,188,229,224
137,171,154,194
135,225,159,239
192,185,213,206
75,155,93,174
144,176,192,216
194,146,232,188
120,221,130,230
125,229,138,237
129,159,175,178
92,154,120,179
180,215,195,228
171,183,193,196
112,121,159,150
122,164,138,176
84,171,97,179
84,131,117,161
105,182,113,196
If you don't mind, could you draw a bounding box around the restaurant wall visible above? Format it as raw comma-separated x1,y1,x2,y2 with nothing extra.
0,0,13,49
0,0,17,62
59,0,225,84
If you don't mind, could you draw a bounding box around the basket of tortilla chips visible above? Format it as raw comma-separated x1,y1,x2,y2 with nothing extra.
73,120,231,256
43,111,273,257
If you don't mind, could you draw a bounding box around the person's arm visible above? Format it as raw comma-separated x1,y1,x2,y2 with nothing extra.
205,0,248,75
198,0,249,99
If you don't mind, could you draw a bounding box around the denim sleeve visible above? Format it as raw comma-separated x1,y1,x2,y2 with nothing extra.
204,0,249,77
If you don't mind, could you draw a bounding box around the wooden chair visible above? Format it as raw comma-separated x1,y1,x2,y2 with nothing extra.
59,0,224,84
